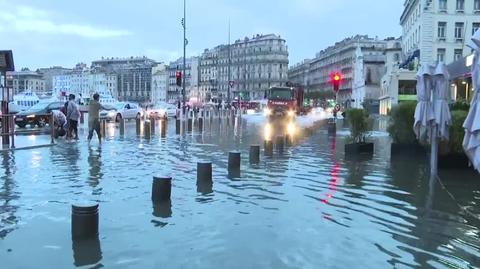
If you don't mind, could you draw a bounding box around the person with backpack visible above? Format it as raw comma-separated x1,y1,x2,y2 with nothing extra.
66,94,80,140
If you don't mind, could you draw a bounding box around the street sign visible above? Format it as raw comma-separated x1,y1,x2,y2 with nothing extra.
334,104,341,112
229,80,234,87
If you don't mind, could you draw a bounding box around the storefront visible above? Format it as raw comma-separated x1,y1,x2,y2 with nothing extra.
448,54,474,103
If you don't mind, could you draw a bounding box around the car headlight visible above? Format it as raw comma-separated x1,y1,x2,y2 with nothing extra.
263,108,272,116
27,114,35,118
287,110,295,117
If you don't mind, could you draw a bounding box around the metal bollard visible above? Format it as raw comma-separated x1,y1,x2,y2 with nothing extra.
187,118,193,132
249,145,260,164
101,120,106,138
50,112,55,144
228,151,241,172
119,118,125,136
175,119,181,134
160,120,167,138
150,117,156,135
275,135,285,151
144,120,151,139
152,176,172,203
152,200,172,218
328,121,336,135
197,162,212,182
264,140,273,156
9,116,15,149
285,134,292,146
136,118,141,135
72,237,102,267
198,117,204,132
71,204,99,239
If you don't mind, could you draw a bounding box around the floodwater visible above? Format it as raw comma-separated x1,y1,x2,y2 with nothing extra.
0,116,479,268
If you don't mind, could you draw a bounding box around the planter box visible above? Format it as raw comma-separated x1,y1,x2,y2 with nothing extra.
345,142,374,155
438,153,470,169
391,143,426,156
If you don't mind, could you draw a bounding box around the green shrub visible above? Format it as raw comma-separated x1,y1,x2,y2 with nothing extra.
387,101,417,144
449,102,470,112
346,108,371,143
448,110,468,154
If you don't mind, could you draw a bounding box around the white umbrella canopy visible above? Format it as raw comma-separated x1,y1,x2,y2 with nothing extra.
432,63,452,141
463,29,480,172
414,64,435,142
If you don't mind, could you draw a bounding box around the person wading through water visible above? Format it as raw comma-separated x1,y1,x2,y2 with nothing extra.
66,94,80,140
88,93,114,143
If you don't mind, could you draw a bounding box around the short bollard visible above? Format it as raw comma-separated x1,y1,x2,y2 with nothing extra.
152,200,172,218
71,204,99,239
160,120,167,137
187,118,193,132
328,121,336,135
152,176,172,203
144,120,151,139
285,134,292,146
175,119,181,134
100,120,106,138
136,118,141,135
249,145,260,164
275,135,285,150
264,140,273,155
198,118,204,132
228,151,241,172
119,118,125,136
197,162,212,182
150,117,156,134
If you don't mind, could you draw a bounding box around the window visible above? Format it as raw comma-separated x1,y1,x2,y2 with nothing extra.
456,0,464,10
438,22,447,38
455,22,464,39
454,49,463,60
437,48,446,62
473,23,480,35
439,0,447,11
475,0,480,10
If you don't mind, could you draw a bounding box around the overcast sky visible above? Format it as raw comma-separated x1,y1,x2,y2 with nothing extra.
0,0,404,70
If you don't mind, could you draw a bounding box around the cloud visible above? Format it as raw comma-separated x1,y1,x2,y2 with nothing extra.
0,4,130,38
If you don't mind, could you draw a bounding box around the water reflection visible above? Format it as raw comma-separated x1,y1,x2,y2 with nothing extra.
87,146,103,195
0,152,18,239
72,237,102,267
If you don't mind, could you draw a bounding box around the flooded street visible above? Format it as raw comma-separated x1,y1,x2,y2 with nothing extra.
0,117,479,268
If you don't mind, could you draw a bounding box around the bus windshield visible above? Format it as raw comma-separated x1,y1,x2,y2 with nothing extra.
268,87,294,101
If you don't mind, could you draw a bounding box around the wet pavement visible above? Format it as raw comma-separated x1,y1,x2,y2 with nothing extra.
0,116,479,268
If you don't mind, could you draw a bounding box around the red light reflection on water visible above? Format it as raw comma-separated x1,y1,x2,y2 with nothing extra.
321,136,341,204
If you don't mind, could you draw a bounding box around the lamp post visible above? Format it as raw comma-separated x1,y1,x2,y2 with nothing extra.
181,0,187,112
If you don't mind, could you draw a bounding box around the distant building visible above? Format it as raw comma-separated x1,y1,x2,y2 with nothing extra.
400,0,480,66
167,57,199,103
379,38,417,115
199,33,289,102
52,63,117,101
91,56,157,103
288,35,387,110
36,66,72,93
6,69,46,95
151,64,168,104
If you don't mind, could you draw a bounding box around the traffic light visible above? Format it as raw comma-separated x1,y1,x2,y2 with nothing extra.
176,71,182,87
331,72,342,93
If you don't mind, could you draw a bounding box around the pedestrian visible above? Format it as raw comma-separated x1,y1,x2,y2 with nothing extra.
88,93,114,143
52,109,67,139
66,94,80,140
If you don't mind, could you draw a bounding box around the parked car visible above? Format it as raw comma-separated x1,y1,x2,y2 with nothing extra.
100,102,143,122
147,102,177,119
15,100,65,128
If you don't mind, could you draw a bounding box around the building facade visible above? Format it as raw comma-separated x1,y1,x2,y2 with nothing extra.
6,70,46,95
379,38,417,115
151,64,168,104
36,66,72,93
288,35,387,109
199,34,289,102
167,57,199,103
91,56,157,103
401,0,480,65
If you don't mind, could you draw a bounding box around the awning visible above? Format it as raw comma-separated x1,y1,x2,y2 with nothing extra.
399,49,420,69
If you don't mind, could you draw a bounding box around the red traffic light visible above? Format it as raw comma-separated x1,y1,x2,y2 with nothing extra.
176,71,182,87
331,72,342,92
